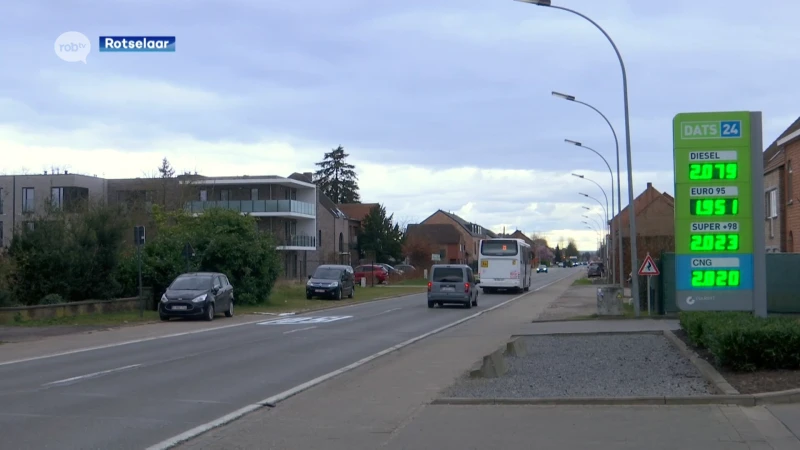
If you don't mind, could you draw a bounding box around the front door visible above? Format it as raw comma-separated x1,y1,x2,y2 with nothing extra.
213,275,227,311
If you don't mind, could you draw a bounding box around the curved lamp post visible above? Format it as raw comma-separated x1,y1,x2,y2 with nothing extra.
515,0,641,315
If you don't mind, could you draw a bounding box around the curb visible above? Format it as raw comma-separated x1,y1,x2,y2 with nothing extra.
661,329,740,395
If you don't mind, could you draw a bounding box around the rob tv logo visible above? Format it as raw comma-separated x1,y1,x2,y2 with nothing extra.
54,31,91,63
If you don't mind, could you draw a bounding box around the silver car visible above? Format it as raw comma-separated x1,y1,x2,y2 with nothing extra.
427,264,479,309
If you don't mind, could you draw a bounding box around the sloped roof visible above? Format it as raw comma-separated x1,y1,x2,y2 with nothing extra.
338,203,379,222
420,209,497,238
611,182,673,229
289,172,347,219
763,116,800,173
406,223,462,245
509,230,535,246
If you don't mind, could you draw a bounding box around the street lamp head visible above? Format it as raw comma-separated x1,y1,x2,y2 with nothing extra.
513,0,552,5
582,206,591,210
564,139,582,146
571,173,584,178
579,192,589,197
551,91,575,101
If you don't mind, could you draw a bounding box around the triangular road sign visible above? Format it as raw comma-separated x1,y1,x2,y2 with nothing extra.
638,254,660,276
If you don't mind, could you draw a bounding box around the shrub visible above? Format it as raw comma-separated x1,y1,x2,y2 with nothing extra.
40,293,65,305
679,311,800,371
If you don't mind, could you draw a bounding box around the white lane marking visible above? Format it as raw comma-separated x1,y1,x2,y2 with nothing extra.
368,307,402,318
42,364,142,387
0,293,428,367
282,326,317,335
145,273,575,450
257,315,353,326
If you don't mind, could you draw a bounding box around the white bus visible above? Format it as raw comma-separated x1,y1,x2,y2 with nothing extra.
477,238,532,293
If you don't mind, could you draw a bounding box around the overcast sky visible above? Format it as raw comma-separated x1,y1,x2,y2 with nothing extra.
1,0,798,250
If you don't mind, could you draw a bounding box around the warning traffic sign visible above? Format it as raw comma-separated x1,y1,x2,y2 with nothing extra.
638,254,660,276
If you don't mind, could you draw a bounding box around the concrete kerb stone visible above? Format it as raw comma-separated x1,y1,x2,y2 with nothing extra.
469,346,508,378
505,336,527,357
431,396,757,406
661,329,740,395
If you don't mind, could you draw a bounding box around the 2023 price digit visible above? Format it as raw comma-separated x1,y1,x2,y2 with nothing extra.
690,198,739,216
689,234,739,251
688,163,738,180
691,270,741,288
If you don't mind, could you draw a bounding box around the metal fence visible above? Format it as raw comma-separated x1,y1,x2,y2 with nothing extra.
651,252,800,314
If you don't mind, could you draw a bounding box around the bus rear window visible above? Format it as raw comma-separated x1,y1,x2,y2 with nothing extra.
481,240,518,256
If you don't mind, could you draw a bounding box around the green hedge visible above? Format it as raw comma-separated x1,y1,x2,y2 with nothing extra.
679,311,800,371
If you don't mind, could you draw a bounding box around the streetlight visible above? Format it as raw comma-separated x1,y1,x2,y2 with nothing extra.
572,173,609,230
584,225,601,252
558,99,622,284
580,192,609,269
516,0,641,316
581,206,604,228
582,214,602,232
566,139,621,286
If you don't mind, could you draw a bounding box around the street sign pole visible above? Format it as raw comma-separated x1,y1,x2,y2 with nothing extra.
637,252,660,316
646,275,651,315
672,111,766,316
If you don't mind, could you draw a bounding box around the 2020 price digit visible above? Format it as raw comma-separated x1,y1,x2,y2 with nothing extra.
690,270,741,288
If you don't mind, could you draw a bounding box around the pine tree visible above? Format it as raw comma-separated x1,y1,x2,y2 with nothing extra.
554,245,562,263
313,146,360,203
359,204,403,263
157,157,175,206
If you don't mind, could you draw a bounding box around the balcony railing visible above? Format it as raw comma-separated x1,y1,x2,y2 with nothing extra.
185,200,315,216
275,234,316,248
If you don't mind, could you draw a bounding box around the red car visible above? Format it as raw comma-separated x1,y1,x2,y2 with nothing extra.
354,264,388,284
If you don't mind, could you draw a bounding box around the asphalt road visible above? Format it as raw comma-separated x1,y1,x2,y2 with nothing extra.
0,270,575,450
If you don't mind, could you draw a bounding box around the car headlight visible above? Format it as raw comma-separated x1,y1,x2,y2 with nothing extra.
330,281,339,287
191,294,208,303
307,280,313,286
161,294,168,303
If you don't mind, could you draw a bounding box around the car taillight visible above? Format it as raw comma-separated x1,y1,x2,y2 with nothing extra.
464,282,470,292
427,282,432,292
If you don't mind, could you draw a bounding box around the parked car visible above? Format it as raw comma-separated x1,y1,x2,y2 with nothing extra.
354,264,388,284
306,264,355,300
536,264,548,273
427,264,479,309
159,272,234,321
377,263,403,275
395,264,416,273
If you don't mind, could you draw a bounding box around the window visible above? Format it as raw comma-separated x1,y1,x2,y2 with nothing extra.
318,229,322,246
339,232,343,252
480,239,519,256
199,189,208,201
432,267,464,282
766,189,778,218
788,161,794,205
0,188,3,214
220,190,230,201
251,188,258,200
0,221,3,245
22,188,34,213
51,187,63,210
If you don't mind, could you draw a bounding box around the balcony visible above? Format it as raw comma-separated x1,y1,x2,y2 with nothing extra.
185,200,315,217
275,234,316,250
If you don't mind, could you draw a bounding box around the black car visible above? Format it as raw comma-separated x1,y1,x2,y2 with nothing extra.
159,272,234,321
307,265,356,300
587,263,604,278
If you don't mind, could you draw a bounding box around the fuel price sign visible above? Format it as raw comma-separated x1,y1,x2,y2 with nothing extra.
673,111,766,313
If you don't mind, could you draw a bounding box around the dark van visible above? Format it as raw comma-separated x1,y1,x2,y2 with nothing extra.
306,264,356,300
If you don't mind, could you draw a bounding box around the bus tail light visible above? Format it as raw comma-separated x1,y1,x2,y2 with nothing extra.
464,282,470,292
427,282,432,292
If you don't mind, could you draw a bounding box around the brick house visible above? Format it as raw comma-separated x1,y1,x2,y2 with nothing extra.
609,182,675,281
763,117,800,252
337,203,379,263
405,223,467,264
419,210,496,266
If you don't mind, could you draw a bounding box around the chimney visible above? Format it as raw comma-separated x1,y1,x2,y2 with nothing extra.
303,172,313,181
646,182,652,189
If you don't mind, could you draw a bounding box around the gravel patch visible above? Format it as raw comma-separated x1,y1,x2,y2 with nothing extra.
442,333,713,398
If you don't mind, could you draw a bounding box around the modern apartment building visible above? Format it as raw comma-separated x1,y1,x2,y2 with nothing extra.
0,172,107,247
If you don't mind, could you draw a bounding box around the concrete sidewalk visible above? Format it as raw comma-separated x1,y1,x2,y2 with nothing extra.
175,274,800,450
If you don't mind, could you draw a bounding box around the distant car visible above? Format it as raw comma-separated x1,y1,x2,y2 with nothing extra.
427,264,479,309
159,272,234,321
587,263,603,278
377,263,403,275
536,264,548,273
354,264,388,284
395,264,416,273
307,264,355,300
